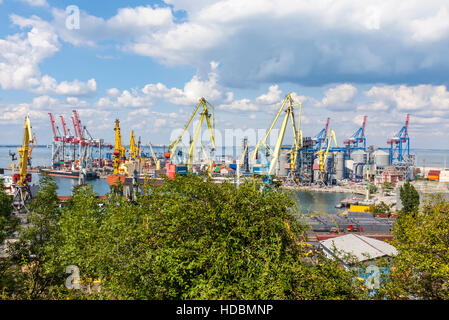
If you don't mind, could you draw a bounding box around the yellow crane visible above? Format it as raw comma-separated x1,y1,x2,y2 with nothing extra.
168,97,216,171
129,130,140,161
18,116,33,187
12,116,34,212
315,129,338,180
253,93,303,176
148,141,160,170
239,140,249,167
113,119,126,175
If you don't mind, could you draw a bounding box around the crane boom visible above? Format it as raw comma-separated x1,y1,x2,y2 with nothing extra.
18,116,34,187
316,129,338,173
168,97,216,171
254,93,303,176
59,115,69,138
48,113,60,142
129,130,140,160
113,119,124,175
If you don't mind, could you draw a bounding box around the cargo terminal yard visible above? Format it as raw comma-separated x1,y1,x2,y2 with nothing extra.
1,94,442,243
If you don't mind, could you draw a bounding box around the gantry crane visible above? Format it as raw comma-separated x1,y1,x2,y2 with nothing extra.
313,117,330,150
167,97,216,172
315,129,338,185
344,116,367,153
253,93,303,176
387,114,410,164
48,113,63,167
11,116,34,212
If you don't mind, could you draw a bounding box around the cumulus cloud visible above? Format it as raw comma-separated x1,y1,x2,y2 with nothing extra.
256,85,282,105
51,6,174,47
33,76,97,96
39,1,449,87
0,14,97,96
0,15,59,90
316,84,358,111
364,84,449,115
218,99,259,112
98,62,224,109
18,0,48,7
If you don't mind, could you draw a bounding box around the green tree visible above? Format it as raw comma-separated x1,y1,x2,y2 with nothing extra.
382,182,394,194
384,196,449,299
373,202,391,216
53,175,365,300
368,184,377,194
0,178,20,298
400,182,420,214
0,178,19,244
5,175,63,299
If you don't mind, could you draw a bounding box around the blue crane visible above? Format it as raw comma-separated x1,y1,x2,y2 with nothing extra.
313,117,330,150
344,116,367,153
387,114,410,164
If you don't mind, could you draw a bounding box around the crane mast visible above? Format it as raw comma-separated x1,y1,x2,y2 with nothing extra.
315,129,338,183
113,119,126,175
253,93,303,176
11,116,34,212
129,130,139,161
168,97,216,171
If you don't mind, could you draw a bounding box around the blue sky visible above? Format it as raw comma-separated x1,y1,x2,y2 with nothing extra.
1,0,449,149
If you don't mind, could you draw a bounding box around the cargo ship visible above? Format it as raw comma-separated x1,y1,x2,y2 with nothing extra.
39,168,98,180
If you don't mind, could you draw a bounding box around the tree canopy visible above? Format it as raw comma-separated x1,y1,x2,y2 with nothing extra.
400,182,420,215
385,196,449,299
1,175,367,300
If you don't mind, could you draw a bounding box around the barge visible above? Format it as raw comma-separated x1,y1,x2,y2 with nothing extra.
39,168,98,180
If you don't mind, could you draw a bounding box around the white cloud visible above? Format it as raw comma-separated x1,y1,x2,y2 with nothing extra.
218,99,259,112
316,84,358,111
256,85,282,105
99,63,224,109
51,6,175,47
18,0,48,7
365,84,449,113
410,7,449,42
39,1,449,88
33,76,97,96
107,88,121,98
0,14,97,96
357,101,390,112
0,15,58,90
32,95,58,109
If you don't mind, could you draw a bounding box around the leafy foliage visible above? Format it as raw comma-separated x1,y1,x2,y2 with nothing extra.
385,196,449,299
373,202,391,216
382,182,394,194
1,175,63,299
368,184,378,194
2,175,369,300
0,178,18,244
400,182,420,214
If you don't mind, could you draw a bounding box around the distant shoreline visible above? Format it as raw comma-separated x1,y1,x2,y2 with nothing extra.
0,145,448,151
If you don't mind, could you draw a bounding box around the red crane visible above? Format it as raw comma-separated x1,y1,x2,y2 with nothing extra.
59,115,69,139
48,113,61,142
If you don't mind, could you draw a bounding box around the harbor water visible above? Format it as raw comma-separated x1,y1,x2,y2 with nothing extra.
2,146,448,213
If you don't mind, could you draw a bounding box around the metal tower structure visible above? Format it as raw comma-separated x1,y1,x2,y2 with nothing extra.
344,115,367,152
387,114,410,164
313,117,330,150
